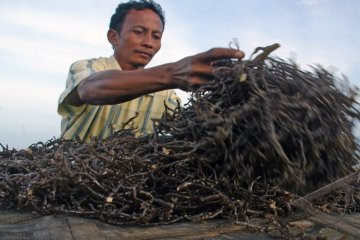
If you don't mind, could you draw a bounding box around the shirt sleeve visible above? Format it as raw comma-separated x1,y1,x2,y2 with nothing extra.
57,59,105,116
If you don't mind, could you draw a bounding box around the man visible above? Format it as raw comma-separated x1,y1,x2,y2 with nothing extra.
58,0,245,142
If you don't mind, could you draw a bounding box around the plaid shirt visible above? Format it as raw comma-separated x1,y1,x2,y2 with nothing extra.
58,55,179,142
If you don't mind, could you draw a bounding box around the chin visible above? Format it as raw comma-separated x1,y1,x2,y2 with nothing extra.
133,60,150,68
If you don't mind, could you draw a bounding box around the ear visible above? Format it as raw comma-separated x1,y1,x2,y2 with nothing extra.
107,29,118,48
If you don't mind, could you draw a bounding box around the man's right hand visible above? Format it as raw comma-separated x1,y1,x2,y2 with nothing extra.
169,48,245,91
65,48,245,106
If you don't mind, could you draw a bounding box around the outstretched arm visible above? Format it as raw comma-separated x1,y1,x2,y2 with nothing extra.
65,48,245,106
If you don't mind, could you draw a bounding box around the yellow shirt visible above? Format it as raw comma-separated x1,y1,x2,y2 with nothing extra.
58,55,179,142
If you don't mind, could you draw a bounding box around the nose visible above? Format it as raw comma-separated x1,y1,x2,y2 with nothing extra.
142,33,154,49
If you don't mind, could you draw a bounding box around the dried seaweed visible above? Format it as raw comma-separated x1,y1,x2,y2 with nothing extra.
1,45,360,238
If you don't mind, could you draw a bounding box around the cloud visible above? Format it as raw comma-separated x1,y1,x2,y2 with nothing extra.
0,78,60,117
0,35,85,75
298,0,329,5
0,5,112,78
0,78,61,149
0,6,107,47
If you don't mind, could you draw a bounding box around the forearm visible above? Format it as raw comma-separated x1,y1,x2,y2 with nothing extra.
65,48,245,106
77,63,175,105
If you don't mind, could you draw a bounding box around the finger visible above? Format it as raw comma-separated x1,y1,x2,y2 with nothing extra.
182,76,214,92
191,63,213,77
199,48,245,62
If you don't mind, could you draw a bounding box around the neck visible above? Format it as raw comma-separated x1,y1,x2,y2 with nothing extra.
114,56,145,71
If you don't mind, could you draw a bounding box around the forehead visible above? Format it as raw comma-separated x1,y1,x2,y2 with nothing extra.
122,9,163,32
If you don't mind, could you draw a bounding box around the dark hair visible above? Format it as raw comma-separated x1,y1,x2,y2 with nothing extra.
109,0,165,32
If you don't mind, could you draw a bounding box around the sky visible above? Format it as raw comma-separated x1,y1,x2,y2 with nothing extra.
0,0,359,149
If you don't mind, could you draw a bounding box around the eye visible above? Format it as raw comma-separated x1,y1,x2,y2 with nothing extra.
153,34,162,40
133,29,144,35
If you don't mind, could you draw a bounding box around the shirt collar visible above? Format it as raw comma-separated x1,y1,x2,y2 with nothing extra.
108,55,122,70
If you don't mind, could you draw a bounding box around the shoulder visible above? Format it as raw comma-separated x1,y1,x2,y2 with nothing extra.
70,56,111,71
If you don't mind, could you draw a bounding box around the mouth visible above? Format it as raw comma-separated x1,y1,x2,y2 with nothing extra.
134,50,153,59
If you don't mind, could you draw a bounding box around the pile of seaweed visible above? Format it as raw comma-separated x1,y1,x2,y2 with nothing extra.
1,44,360,238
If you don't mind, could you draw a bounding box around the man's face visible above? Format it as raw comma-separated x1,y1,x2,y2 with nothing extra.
112,9,163,70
